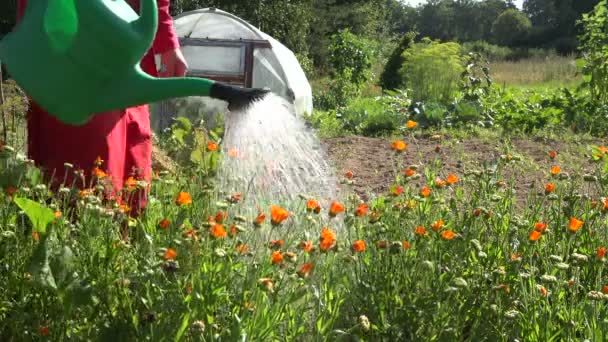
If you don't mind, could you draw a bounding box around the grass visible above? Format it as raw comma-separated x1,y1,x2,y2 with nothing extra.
490,55,582,88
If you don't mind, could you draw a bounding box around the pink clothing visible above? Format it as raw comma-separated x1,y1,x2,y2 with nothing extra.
17,0,180,215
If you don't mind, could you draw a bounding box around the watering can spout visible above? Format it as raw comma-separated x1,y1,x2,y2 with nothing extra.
114,71,216,110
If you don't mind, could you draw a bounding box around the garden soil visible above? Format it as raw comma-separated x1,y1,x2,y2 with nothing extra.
321,134,605,206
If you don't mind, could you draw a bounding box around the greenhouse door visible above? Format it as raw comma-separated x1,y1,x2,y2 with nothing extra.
179,37,271,88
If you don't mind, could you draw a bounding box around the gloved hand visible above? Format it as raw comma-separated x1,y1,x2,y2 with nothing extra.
209,82,270,111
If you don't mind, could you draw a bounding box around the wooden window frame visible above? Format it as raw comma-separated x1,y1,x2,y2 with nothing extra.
179,37,272,88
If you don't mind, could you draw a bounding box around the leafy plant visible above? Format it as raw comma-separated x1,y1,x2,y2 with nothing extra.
399,38,464,105
577,0,608,105
329,29,373,87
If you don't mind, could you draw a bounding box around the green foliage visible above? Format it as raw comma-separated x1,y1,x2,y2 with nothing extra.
329,29,373,86
13,197,55,234
577,0,608,104
312,72,361,110
308,90,412,137
158,117,220,175
379,31,416,91
400,39,464,104
491,9,532,46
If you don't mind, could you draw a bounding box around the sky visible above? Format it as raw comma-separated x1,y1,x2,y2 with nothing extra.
403,0,524,9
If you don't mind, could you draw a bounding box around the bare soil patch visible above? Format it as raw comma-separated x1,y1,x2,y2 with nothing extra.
321,134,604,204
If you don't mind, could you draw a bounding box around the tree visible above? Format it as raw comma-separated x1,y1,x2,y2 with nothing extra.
491,9,532,46
379,31,416,90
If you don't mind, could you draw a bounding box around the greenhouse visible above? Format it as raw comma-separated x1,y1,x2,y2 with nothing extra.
151,7,313,131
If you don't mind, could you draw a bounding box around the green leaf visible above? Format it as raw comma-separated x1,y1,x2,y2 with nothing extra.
14,197,55,234
27,235,57,290
175,312,191,342
51,246,75,287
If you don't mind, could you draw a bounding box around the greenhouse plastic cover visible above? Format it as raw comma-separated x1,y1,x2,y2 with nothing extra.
161,8,313,118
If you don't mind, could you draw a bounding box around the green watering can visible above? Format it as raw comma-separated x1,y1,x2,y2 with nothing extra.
0,0,269,125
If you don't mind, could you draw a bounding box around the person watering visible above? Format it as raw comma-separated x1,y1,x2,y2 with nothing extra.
6,0,269,216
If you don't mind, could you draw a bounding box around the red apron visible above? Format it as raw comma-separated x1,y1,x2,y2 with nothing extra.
16,0,180,216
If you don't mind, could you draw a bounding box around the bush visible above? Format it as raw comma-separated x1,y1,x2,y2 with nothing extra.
399,39,464,104
577,0,608,105
307,90,412,137
328,29,373,86
379,31,416,91
491,9,532,46
462,41,514,61
312,71,361,111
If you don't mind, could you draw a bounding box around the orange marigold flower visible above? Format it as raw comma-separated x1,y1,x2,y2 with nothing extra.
351,240,366,253
529,230,542,241
236,244,249,254
355,203,369,217
297,262,314,278
404,168,416,177
215,211,228,223
54,211,62,219
175,191,192,205
271,251,284,265
4,186,17,195
602,285,608,295
230,225,239,237
414,225,427,236
158,219,171,230
32,232,39,240
319,228,337,251
549,150,558,159
207,141,218,151
391,140,407,151
269,239,284,249
597,247,606,259
228,147,239,157
229,193,242,203
602,198,608,211
183,229,198,241
270,205,289,225
344,171,354,179
254,212,266,226
539,286,547,297
119,204,131,213
210,224,227,238
164,248,177,260
550,165,561,175
446,174,458,184
441,230,456,240
402,241,412,249
299,240,313,252
306,199,321,214
420,186,431,197
125,176,137,190
329,201,345,217
569,217,584,232
392,186,404,196
434,178,446,188
534,222,547,232
92,167,107,179
406,120,418,129
545,183,555,194
431,219,444,232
